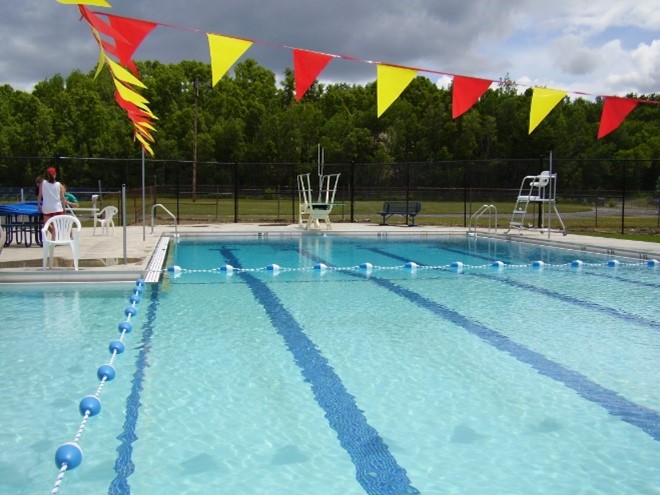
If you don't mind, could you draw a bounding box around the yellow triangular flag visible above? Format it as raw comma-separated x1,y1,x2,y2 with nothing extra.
135,121,157,132
56,0,112,7
207,34,253,86
113,79,150,111
135,132,154,156
93,48,106,79
106,56,147,88
529,88,567,134
87,28,106,79
377,64,417,117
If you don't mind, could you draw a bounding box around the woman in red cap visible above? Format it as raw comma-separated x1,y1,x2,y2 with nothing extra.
37,167,66,237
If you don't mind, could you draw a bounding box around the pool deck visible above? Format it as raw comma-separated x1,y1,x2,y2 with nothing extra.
0,222,658,283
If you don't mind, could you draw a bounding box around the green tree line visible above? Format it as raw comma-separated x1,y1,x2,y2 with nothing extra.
1,58,659,190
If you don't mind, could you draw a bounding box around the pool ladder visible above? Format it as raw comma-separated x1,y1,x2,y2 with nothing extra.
150,203,178,238
468,204,498,236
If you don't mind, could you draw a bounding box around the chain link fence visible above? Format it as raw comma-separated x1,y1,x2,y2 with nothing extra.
1,157,658,234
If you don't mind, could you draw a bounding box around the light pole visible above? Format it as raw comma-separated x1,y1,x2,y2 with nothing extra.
192,80,200,202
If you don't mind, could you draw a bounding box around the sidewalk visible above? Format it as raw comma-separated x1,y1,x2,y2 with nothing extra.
0,222,658,283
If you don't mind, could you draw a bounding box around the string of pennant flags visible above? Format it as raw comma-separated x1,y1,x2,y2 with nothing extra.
57,0,659,157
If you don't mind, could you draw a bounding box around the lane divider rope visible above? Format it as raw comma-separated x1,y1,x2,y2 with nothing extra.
49,278,145,495
165,258,658,276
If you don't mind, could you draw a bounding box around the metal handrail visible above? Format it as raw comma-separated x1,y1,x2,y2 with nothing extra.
150,203,178,238
468,204,498,235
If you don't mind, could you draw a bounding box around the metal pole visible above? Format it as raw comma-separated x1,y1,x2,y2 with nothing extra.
291,163,296,224
142,147,146,241
176,161,180,222
621,161,626,234
233,161,239,223
122,184,127,264
405,162,411,226
192,81,199,202
317,144,324,190
463,162,467,227
548,151,553,239
350,161,355,223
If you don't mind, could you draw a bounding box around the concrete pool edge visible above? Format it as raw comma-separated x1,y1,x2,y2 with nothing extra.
479,232,660,261
0,223,658,283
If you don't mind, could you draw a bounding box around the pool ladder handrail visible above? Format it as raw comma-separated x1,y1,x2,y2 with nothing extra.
150,203,178,238
468,204,498,236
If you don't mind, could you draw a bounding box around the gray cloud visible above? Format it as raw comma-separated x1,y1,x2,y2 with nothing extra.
0,0,657,96
554,36,602,76
0,0,524,90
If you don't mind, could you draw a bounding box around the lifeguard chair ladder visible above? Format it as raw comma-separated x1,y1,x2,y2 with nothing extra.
506,171,566,235
297,173,340,230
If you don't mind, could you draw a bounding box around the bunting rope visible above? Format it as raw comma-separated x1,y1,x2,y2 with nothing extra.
57,0,660,154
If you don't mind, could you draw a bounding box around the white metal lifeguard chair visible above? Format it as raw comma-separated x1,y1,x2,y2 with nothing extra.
297,172,340,230
506,167,566,236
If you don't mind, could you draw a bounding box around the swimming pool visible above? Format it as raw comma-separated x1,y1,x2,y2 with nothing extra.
1,234,658,494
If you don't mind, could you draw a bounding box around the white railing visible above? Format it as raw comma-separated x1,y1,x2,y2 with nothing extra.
66,194,99,220
150,203,178,238
468,204,498,235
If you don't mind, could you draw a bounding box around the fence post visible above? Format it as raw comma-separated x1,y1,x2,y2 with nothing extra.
463,161,468,227
175,161,180,223
233,161,239,223
405,162,411,225
621,161,626,234
122,184,127,265
350,161,355,223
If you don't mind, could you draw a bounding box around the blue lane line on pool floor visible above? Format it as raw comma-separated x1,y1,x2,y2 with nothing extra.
109,284,160,495
581,269,660,291
467,271,660,331
367,274,660,441
220,247,421,495
219,242,659,443
360,246,660,440
365,246,660,331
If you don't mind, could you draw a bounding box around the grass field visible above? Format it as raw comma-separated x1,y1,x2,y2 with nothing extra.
78,195,660,239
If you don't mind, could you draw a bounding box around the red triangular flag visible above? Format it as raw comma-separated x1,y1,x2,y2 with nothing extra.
105,15,157,75
597,96,639,139
293,49,333,101
114,92,155,120
78,6,125,43
100,39,120,59
452,75,492,119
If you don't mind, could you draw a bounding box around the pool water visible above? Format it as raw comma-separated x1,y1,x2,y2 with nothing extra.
1,234,659,494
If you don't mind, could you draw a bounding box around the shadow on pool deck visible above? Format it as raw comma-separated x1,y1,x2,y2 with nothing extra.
0,222,658,283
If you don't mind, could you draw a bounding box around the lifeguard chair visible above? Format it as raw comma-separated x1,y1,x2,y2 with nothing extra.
506,170,566,235
297,172,340,230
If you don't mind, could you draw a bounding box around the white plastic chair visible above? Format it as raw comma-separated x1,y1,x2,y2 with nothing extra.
94,206,118,236
41,215,81,270
530,170,551,190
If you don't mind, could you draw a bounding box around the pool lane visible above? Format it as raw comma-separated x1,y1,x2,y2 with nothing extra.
110,284,161,495
466,271,660,331
366,274,660,441
221,247,421,495
356,246,660,440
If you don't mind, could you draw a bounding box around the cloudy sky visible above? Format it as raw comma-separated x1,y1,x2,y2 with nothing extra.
1,0,658,97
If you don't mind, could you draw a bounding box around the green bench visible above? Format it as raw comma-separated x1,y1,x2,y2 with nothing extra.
378,201,422,226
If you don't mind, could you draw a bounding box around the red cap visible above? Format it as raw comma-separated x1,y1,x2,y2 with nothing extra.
46,167,57,176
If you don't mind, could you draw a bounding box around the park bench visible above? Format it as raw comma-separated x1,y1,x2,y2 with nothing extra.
378,201,422,226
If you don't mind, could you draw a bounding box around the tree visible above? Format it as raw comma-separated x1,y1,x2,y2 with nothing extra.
0,59,656,192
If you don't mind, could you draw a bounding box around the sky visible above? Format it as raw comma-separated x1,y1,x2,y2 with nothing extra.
1,0,658,97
